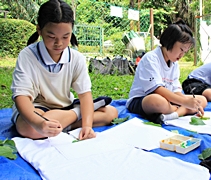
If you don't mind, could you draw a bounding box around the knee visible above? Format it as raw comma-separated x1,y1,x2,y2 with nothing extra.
198,95,208,107
104,105,118,123
16,119,43,139
144,95,168,109
202,90,211,103
110,106,118,119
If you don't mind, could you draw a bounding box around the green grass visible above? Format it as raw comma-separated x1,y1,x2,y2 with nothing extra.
0,57,198,109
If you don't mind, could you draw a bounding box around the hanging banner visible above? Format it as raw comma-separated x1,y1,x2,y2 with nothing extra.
128,9,139,21
110,6,123,18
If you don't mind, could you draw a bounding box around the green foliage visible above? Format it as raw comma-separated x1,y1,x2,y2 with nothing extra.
0,18,36,57
75,0,150,54
1,0,44,24
0,66,14,108
78,45,100,53
203,1,211,16
141,0,176,36
0,138,17,160
198,148,211,160
180,49,195,62
89,72,133,100
111,116,129,125
108,32,125,55
190,117,205,125
143,122,162,127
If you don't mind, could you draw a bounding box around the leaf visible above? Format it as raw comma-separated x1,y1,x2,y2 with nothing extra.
0,139,17,159
190,117,206,125
72,140,80,143
144,122,161,127
0,146,17,160
4,139,17,153
111,116,129,125
200,116,210,120
198,148,211,160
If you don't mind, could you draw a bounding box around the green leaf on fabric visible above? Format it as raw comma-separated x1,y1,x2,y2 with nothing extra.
200,116,210,120
190,117,206,125
198,148,211,160
144,122,161,127
170,130,179,134
0,139,17,160
111,116,129,125
72,139,80,143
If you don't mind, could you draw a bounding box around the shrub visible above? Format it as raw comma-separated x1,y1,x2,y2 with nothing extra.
180,49,195,62
106,32,125,55
78,45,100,53
0,18,36,57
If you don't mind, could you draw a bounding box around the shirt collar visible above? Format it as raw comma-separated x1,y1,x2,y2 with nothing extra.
39,40,70,65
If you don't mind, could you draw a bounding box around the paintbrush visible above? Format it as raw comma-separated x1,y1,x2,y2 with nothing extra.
68,132,80,140
34,111,50,121
34,111,51,142
189,84,203,117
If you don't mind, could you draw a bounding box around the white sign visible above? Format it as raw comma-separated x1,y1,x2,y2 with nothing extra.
110,5,123,18
128,9,139,21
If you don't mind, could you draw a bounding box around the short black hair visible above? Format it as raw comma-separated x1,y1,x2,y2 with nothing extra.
27,0,78,46
160,19,195,51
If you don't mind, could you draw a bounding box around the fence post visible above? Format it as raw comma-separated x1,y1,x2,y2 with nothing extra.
150,8,154,50
0,10,9,18
194,16,198,66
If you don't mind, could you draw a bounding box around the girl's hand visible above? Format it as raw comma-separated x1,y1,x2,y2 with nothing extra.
197,105,205,117
184,97,201,111
33,119,62,137
79,127,96,140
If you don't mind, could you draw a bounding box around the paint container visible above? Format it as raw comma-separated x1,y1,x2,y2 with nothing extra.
160,134,201,154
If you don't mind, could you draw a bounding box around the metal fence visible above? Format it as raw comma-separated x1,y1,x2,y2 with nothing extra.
73,1,151,60
194,15,211,65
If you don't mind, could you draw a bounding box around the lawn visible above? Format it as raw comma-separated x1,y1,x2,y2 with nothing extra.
0,57,198,109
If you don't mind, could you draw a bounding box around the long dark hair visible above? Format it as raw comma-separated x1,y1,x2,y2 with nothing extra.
27,0,78,47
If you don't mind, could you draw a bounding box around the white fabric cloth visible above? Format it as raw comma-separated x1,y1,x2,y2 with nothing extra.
13,119,210,180
188,62,211,84
165,112,211,134
99,117,173,150
126,46,181,107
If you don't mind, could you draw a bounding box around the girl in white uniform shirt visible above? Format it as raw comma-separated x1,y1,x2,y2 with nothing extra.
182,62,211,102
11,0,118,140
126,19,207,124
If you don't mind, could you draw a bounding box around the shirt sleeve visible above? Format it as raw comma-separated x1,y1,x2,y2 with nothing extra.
11,48,39,101
71,52,91,94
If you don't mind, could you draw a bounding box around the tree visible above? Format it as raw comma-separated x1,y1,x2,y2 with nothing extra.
1,0,46,24
141,0,177,36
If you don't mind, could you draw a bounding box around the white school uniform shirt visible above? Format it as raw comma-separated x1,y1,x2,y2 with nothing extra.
11,41,91,110
126,46,182,108
188,62,211,85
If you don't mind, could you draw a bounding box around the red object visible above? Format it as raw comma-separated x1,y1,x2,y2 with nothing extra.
135,56,141,65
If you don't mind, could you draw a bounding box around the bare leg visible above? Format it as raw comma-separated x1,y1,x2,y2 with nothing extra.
142,94,178,115
16,105,118,139
142,94,207,117
16,107,78,139
70,105,118,130
202,89,211,102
